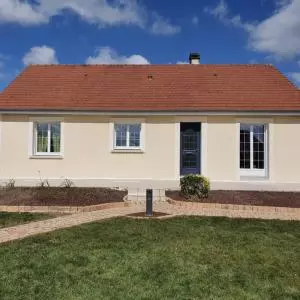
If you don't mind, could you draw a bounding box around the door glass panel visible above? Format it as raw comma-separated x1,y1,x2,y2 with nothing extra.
182,153,197,168
180,123,201,175
253,125,265,169
240,124,251,169
183,130,197,150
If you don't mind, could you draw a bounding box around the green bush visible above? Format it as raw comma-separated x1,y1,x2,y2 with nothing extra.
180,174,210,199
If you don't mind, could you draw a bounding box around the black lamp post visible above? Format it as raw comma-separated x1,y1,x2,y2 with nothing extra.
146,189,153,217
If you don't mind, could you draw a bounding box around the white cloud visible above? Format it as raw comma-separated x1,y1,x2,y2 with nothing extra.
0,0,146,27
289,72,300,87
204,0,228,19
192,16,199,25
0,0,46,25
249,0,300,58
22,46,59,65
150,15,181,35
38,0,146,28
0,0,180,35
176,61,188,64
205,0,300,59
86,47,150,65
204,0,254,32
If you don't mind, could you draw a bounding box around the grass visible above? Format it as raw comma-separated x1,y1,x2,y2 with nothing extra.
0,212,54,229
0,217,299,300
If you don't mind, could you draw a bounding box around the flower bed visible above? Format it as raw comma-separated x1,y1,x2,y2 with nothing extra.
166,190,300,208
0,187,127,206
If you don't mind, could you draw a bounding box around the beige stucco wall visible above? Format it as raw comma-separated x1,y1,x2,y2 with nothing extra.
271,117,300,183
0,115,177,187
1,114,300,190
206,116,238,181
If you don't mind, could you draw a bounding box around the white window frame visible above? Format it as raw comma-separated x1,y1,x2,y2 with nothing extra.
239,123,268,178
29,117,64,157
110,118,145,152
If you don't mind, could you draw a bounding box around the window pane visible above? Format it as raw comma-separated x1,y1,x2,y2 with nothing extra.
50,123,61,153
129,124,141,147
240,124,251,169
36,123,48,153
253,125,265,169
115,124,127,147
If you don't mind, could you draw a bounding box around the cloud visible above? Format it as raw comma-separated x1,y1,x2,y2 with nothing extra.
289,60,300,87
192,16,199,25
204,0,254,32
249,0,300,58
150,15,181,35
86,47,150,64
176,61,188,64
0,0,180,35
0,0,145,27
0,0,47,25
205,0,300,59
22,46,59,65
289,72,300,87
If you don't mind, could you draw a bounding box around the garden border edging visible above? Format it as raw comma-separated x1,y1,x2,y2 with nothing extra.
0,202,130,214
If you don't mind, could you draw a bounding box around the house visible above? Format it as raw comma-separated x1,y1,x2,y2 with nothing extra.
0,53,299,194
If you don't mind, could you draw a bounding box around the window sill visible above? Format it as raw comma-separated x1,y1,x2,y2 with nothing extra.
240,175,269,181
111,149,144,154
29,155,64,160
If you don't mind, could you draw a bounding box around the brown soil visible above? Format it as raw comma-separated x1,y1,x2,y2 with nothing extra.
166,190,300,208
0,187,127,206
127,211,170,218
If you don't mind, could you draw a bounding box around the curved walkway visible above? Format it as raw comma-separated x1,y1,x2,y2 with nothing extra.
0,202,299,244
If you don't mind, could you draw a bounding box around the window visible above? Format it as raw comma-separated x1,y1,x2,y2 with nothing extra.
34,122,61,155
240,124,267,177
114,123,141,149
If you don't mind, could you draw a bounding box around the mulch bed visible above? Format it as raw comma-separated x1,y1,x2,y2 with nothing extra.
126,212,170,218
0,187,127,207
166,190,300,208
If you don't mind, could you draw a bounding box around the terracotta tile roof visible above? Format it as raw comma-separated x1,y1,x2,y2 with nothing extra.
0,64,299,112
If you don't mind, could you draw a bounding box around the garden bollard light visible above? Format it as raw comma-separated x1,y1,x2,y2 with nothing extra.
146,189,153,217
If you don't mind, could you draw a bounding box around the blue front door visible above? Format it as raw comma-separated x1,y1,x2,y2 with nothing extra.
180,123,201,175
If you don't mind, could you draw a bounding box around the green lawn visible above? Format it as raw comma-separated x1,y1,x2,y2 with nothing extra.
0,212,54,229
0,217,299,300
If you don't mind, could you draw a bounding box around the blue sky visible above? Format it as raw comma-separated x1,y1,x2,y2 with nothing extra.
0,0,300,91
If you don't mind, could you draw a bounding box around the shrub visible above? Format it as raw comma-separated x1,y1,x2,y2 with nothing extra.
4,179,15,190
180,174,210,199
37,170,50,188
60,178,74,188
37,179,50,188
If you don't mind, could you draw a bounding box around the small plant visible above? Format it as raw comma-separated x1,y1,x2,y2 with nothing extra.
37,171,50,188
37,179,50,188
60,178,74,188
4,178,15,190
180,174,210,199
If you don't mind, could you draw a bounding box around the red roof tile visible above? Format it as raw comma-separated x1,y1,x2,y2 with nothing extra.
0,64,299,112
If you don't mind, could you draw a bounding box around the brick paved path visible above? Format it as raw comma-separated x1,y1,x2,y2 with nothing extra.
154,202,300,221
0,202,299,244
0,205,143,244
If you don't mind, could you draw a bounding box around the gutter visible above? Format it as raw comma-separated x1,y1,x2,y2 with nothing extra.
0,109,300,116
